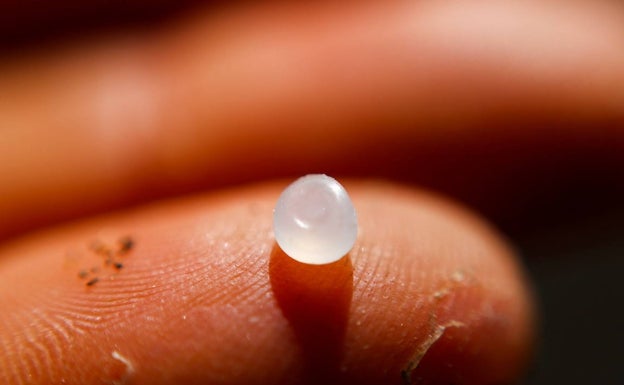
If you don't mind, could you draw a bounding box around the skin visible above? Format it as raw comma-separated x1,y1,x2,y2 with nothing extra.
0,182,533,385
0,1,622,384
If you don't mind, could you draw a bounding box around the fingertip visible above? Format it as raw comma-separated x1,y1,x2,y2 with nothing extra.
0,180,535,384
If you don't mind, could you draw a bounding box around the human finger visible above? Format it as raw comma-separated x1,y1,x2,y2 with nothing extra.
0,180,534,384
1,1,622,240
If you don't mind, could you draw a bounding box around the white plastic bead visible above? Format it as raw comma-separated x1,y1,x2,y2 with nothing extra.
273,174,357,265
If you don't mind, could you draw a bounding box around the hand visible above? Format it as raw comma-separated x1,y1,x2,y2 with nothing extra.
1,1,622,384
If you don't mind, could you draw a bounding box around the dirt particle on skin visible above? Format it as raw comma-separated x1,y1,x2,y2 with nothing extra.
118,236,134,254
74,234,135,288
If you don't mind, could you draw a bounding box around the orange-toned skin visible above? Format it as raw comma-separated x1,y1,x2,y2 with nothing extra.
1,0,623,384
1,1,623,239
0,182,534,384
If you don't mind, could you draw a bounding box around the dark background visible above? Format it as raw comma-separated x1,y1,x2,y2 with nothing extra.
519,208,624,385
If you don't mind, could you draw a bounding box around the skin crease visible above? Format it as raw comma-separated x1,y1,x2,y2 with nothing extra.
0,182,534,385
0,0,622,383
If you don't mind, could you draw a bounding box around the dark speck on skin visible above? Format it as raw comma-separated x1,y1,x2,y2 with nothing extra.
119,236,134,253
